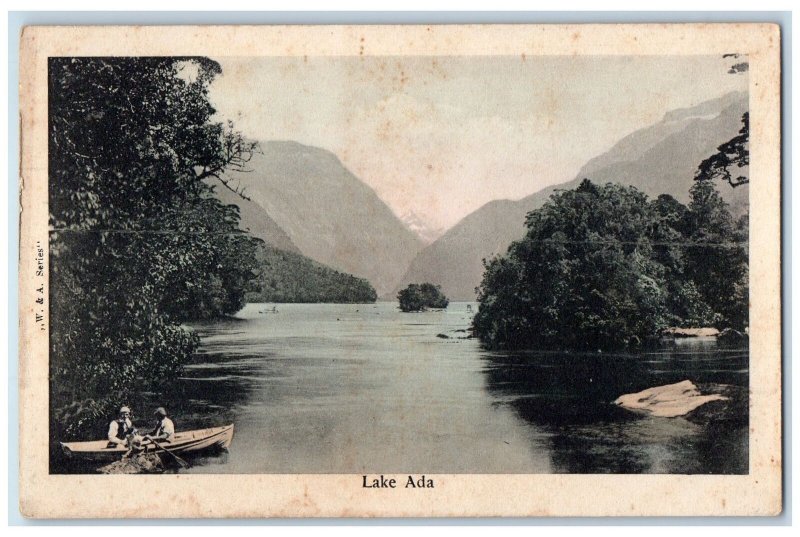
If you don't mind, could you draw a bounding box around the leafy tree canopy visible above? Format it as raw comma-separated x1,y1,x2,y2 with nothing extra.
247,245,378,303
473,179,747,351
49,57,261,442
398,283,449,312
695,112,749,188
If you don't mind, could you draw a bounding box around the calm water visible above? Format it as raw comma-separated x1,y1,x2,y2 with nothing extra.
160,302,748,474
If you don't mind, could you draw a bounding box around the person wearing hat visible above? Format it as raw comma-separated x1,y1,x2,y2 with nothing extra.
144,407,175,443
107,406,134,447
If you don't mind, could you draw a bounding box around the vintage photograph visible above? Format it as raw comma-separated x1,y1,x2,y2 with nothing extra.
49,53,751,475
18,24,781,517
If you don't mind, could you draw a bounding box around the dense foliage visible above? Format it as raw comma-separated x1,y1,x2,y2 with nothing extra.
247,245,377,303
49,57,262,440
397,283,449,312
683,179,749,330
473,179,748,350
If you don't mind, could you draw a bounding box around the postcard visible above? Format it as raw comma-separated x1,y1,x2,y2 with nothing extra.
18,23,782,517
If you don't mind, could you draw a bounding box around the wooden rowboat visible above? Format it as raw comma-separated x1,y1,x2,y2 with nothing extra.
60,424,234,462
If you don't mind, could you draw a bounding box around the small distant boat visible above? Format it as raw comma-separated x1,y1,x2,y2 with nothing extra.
60,424,234,462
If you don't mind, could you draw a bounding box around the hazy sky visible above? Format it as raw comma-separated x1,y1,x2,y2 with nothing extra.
208,56,746,234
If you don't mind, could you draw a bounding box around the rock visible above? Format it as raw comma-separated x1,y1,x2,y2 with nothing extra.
685,384,748,425
662,327,720,338
436,333,450,339
613,380,729,418
98,452,165,474
717,328,748,346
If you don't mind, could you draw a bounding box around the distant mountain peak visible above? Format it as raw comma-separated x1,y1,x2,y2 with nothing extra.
400,210,444,245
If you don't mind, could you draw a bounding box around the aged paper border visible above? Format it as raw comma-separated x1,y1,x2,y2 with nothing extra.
18,24,782,518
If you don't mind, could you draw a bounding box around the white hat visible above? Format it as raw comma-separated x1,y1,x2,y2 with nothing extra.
120,406,131,414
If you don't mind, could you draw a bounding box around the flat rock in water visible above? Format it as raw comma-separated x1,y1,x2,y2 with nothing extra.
614,380,729,418
662,327,720,338
98,452,165,474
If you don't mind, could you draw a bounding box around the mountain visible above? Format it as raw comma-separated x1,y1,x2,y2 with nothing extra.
400,210,445,245
214,178,379,304
213,182,300,254
221,141,423,295
397,91,750,300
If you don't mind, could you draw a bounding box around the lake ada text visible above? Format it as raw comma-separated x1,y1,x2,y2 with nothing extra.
362,475,435,488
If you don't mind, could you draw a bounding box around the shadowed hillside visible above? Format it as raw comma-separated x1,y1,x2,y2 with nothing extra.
247,245,377,303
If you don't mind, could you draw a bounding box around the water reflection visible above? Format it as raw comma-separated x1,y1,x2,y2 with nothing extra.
53,303,749,474
481,345,749,473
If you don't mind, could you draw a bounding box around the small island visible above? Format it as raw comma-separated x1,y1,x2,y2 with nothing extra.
397,283,449,312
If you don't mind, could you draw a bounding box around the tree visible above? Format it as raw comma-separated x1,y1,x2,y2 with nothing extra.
690,56,749,327
696,54,749,187
246,245,378,303
398,283,449,312
683,180,748,329
49,57,262,441
723,53,749,75
473,176,749,351
695,112,749,187
474,180,675,350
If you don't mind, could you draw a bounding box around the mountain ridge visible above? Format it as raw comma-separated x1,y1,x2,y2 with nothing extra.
220,140,423,295
395,91,750,300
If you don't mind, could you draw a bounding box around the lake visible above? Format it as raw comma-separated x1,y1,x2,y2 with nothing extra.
163,302,748,474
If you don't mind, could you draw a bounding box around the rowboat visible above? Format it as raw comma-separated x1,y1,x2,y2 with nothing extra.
60,424,234,462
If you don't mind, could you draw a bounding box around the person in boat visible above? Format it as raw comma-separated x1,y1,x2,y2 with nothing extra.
107,406,134,447
144,407,175,444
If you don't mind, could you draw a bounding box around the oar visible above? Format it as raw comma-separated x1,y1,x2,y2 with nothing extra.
149,438,191,469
